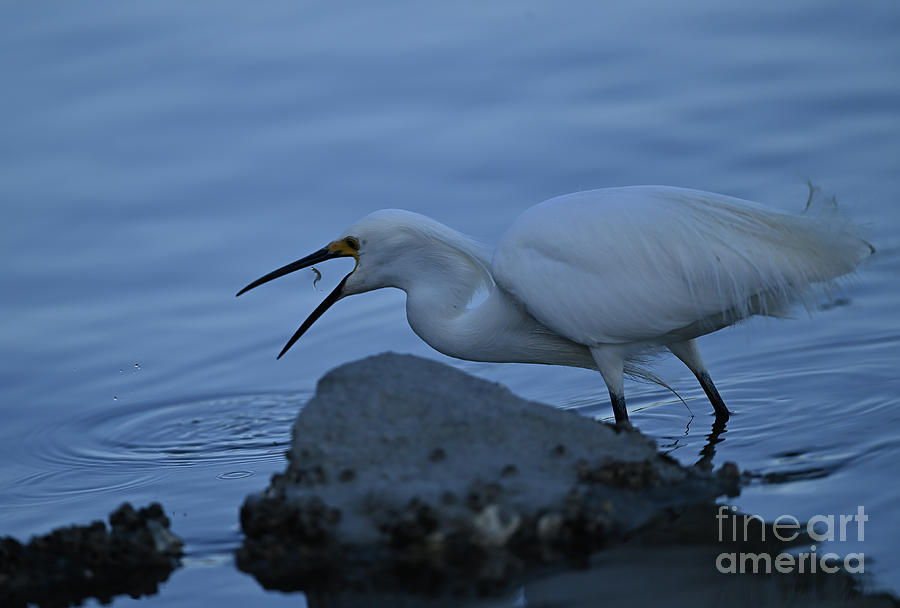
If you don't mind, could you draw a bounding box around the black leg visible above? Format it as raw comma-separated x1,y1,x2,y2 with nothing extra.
696,371,730,420
609,390,631,427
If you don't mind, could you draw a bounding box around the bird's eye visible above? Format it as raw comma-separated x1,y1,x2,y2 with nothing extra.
344,236,360,251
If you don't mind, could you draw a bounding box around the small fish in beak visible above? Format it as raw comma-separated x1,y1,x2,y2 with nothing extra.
236,239,359,358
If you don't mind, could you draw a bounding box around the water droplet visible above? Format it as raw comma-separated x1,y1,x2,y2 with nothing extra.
113,395,118,401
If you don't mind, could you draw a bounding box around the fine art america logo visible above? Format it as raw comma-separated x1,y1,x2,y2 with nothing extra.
715,505,867,574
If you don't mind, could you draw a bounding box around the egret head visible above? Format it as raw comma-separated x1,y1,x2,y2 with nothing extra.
237,209,465,358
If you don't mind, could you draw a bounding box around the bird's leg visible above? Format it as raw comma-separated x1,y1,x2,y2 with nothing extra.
696,371,729,419
590,346,630,427
668,339,730,420
608,391,630,428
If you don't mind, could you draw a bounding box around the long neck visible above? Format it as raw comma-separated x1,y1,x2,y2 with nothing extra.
404,273,596,370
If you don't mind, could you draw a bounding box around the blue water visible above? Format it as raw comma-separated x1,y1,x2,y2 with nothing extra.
1,1,898,605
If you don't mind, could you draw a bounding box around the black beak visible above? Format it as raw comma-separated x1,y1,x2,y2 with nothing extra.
236,246,342,296
237,246,353,359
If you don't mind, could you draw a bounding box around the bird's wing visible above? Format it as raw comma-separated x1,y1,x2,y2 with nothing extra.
491,186,871,346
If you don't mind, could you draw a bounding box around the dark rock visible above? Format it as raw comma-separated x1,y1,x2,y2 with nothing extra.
0,502,182,608
237,353,741,594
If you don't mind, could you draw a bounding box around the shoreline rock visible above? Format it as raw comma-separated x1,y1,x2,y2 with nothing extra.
0,502,183,608
238,353,741,593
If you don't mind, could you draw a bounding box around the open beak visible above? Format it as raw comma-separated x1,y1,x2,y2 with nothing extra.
236,241,357,359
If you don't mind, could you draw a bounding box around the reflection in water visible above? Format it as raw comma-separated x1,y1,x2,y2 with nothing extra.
295,515,889,608
519,545,894,608
695,416,729,471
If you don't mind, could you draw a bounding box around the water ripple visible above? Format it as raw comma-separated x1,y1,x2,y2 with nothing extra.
8,391,307,504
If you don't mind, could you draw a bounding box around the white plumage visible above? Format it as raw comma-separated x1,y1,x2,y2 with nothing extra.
238,185,873,425
493,186,871,345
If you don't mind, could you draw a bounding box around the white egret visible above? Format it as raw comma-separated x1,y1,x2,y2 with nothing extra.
237,185,873,425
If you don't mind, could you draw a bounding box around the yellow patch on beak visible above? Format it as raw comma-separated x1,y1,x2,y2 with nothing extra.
327,240,360,269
